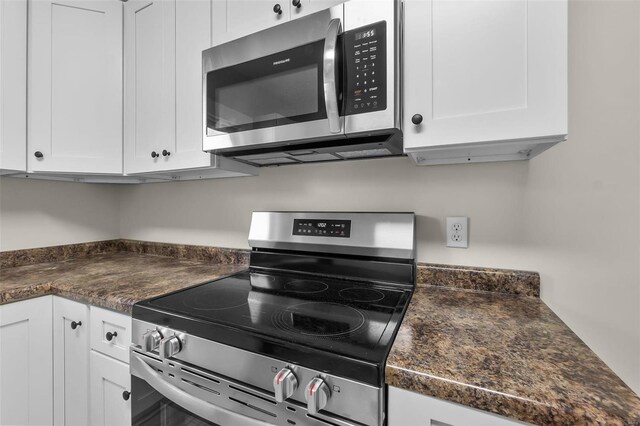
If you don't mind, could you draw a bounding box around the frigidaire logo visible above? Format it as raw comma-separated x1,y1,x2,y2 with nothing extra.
273,58,291,65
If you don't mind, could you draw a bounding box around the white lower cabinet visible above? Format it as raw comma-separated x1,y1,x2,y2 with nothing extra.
53,297,90,426
388,386,530,426
0,296,54,426
90,351,132,426
1,296,132,426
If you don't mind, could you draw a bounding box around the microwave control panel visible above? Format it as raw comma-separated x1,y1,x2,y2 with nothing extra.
343,21,387,116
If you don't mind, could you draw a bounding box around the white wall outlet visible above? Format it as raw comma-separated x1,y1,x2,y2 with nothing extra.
446,217,468,248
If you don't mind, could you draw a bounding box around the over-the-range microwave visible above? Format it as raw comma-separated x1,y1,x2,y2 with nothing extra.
202,1,401,167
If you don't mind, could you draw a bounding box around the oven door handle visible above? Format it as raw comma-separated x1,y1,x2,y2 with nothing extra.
323,18,342,134
130,352,273,426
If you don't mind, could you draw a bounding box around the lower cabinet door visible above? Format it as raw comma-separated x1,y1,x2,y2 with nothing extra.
53,297,90,426
0,296,53,425
387,386,531,426
90,350,132,426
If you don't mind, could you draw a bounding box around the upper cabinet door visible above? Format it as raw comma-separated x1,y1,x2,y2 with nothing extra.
28,0,123,174
290,0,344,20
403,0,567,152
172,0,217,171
124,0,176,174
0,0,27,174
214,0,290,44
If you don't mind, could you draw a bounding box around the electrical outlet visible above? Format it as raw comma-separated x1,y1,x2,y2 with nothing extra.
446,217,468,248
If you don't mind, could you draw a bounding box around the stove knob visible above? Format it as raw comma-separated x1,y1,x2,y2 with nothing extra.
142,330,162,353
159,335,182,360
305,378,330,415
273,368,298,402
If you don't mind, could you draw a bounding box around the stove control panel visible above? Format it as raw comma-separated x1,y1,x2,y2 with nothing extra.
142,329,162,352
344,21,387,116
305,378,331,414
160,335,183,360
293,219,351,238
273,368,298,402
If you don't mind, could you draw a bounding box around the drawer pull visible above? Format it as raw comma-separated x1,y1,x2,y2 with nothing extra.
106,331,118,341
70,320,82,330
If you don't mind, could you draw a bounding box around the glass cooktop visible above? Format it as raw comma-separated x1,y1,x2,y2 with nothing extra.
134,270,413,384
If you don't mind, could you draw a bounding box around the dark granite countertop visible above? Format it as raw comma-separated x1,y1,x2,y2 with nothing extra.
2,241,639,424
386,284,640,425
0,252,245,313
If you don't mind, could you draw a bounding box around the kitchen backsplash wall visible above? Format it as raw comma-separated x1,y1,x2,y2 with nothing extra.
0,177,120,251
0,0,637,396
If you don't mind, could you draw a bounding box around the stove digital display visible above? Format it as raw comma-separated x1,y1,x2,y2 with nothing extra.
293,219,351,238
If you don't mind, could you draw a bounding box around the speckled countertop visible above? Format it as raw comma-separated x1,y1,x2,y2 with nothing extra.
386,283,640,425
0,252,245,313
2,241,639,425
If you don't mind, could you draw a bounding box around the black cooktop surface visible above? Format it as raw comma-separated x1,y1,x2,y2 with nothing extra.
133,269,414,386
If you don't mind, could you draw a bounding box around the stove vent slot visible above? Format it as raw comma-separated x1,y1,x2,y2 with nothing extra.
306,414,342,426
181,378,220,395
180,366,221,384
228,384,277,405
228,397,277,418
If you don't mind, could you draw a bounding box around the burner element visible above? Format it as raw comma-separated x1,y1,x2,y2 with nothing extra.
284,280,329,294
182,283,248,311
339,287,385,303
273,302,365,337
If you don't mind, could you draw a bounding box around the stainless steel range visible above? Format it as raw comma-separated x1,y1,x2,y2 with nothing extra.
130,212,416,426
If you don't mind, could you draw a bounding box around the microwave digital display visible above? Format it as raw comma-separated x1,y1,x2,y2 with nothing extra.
355,29,376,41
293,219,351,238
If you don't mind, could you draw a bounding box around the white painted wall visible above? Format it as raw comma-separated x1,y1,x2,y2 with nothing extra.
0,178,120,251
0,0,637,396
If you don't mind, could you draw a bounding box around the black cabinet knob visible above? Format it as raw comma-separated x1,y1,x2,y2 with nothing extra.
106,331,118,341
122,391,131,401
273,3,282,14
292,0,301,8
162,149,171,157
151,151,159,158
411,114,423,125
70,321,82,330
34,151,44,159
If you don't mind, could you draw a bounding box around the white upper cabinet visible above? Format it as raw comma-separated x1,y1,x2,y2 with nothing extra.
213,0,344,45
124,0,256,178
124,0,176,174
403,0,568,165
28,0,123,174
0,0,27,174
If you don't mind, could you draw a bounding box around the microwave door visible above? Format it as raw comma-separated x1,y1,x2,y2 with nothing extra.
202,6,345,153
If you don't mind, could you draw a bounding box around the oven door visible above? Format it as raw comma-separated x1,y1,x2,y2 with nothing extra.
202,6,344,153
130,352,273,426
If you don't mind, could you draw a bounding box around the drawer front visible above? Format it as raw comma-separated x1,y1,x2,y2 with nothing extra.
90,306,131,363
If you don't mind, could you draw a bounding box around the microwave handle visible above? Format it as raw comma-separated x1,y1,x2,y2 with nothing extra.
323,18,341,134
130,352,273,426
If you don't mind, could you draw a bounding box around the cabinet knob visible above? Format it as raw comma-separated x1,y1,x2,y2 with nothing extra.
122,391,131,401
34,151,44,159
162,149,171,157
70,321,82,330
151,151,159,158
411,114,423,125
273,3,282,14
106,331,118,341
292,0,301,8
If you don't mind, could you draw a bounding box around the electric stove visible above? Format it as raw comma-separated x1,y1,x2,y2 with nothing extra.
130,212,416,426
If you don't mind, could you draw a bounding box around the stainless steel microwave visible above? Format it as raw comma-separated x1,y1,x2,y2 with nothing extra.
202,1,401,167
